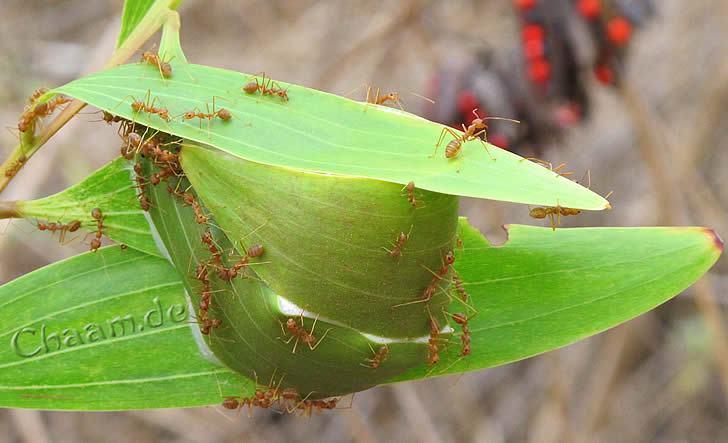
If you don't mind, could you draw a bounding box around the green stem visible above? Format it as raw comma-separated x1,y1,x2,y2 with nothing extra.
0,5,180,195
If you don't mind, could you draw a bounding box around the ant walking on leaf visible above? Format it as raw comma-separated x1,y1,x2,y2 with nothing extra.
433,109,519,161
281,312,331,353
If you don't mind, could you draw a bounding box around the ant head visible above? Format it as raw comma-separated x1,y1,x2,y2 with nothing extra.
183,111,195,120
444,250,455,265
131,101,144,112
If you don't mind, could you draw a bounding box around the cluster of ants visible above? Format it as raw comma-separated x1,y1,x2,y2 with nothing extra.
192,226,265,334
222,378,339,417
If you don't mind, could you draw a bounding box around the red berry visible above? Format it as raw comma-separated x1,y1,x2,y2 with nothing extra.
523,39,544,60
607,16,632,47
528,58,551,84
514,0,536,11
594,63,614,84
522,24,545,43
577,0,601,19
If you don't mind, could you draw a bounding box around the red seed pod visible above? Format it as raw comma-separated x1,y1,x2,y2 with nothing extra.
522,24,544,43
607,16,632,47
594,63,614,85
514,0,536,11
577,0,601,19
528,58,551,84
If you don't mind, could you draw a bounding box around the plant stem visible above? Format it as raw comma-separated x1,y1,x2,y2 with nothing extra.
0,201,20,219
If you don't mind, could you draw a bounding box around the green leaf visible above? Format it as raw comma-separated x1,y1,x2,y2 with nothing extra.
15,157,160,257
117,0,182,49
142,160,429,397
0,246,252,410
181,143,457,338
55,64,608,210
389,219,724,383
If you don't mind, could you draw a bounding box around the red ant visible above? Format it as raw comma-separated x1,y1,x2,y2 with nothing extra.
529,204,581,230
4,156,25,177
140,50,173,78
181,97,232,128
36,219,82,244
242,73,289,101
282,313,331,353
392,250,456,308
127,91,171,122
18,95,72,132
433,109,519,160
362,344,389,369
223,375,287,413
366,86,403,109
452,274,468,302
223,244,265,279
401,181,418,208
383,226,412,258
450,313,471,356
427,317,441,365
90,208,104,252
296,398,340,417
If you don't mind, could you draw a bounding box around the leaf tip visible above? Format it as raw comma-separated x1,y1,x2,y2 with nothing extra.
703,228,724,253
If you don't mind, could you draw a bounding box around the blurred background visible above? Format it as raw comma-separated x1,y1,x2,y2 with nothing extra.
1,0,727,441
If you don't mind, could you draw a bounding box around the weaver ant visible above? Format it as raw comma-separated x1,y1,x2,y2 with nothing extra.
450,312,471,357
433,109,519,160
126,90,171,122
401,181,418,208
427,317,441,365
383,226,412,259
281,313,331,353
18,95,72,133
452,273,468,302
529,204,581,230
392,250,456,308
366,86,403,109
36,219,82,244
4,156,25,177
361,344,389,369
140,50,173,78
89,208,104,252
181,97,232,130
242,73,289,101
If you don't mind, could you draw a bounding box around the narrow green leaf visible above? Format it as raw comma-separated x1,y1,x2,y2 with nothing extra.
117,0,155,48
15,157,160,257
55,64,608,210
0,247,252,410
389,220,723,383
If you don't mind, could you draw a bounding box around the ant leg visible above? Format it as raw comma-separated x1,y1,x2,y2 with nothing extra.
432,127,460,157
309,328,331,350
475,137,495,161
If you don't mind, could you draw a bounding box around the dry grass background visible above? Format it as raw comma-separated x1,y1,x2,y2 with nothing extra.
0,0,727,442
